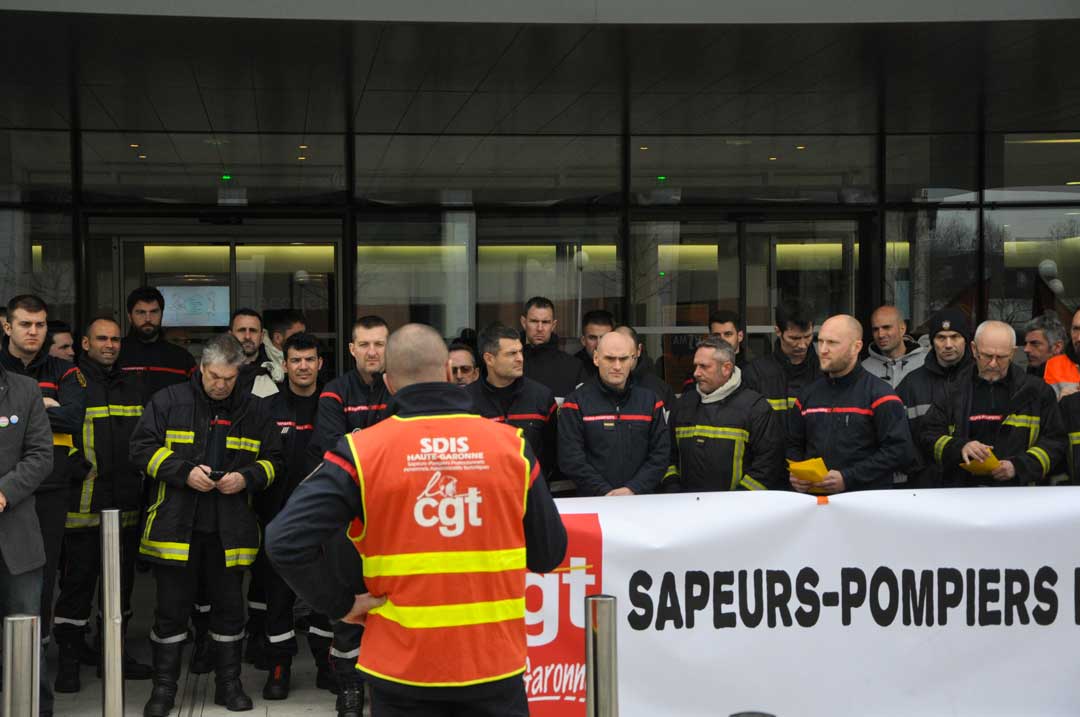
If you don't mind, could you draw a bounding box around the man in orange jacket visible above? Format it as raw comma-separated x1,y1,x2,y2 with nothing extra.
1042,307,1080,399
267,323,567,716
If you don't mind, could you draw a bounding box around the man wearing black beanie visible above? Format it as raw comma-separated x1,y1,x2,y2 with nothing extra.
895,308,972,488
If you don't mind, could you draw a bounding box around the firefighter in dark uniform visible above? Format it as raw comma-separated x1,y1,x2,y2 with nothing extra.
312,315,391,717
53,317,152,693
921,320,1065,488
520,296,588,402
558,330,670,496
466,323,557,474
787,315,915,494
0,296,86,634
257,333,328,700
665,337,783,492
266,323,567,717
117,286,196,406
895,309,972,488
744,300,821,447
130,334,283,717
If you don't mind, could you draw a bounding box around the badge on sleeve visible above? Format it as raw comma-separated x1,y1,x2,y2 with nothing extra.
8,415,17,424
0,417,9,428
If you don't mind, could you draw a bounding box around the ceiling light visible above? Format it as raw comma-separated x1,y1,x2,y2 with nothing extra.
137,154,147,160
639,145,649,151
1067,181,1080,186
768,156,778,161
297,156,307,161
1007,138,1080,145
795,145,806,150
129,143,140,149
298,144,309,150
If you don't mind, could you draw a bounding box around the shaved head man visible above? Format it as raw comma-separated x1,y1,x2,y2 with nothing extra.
922,320,1064,487
384,324,452,392
787,313,915,494
594,331,637,392
863,305,927,388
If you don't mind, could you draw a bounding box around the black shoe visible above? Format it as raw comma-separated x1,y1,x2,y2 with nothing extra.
315,662,338,693
54,646,81,693
262,662,291,700
189,635,213,674
334,659,364,717
143,641,182,717
214,640,254,712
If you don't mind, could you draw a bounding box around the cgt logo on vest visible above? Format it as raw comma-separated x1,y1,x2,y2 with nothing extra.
413,471,482,537
525,512,603,714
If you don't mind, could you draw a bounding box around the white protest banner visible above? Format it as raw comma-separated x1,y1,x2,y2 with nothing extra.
527,489,1080,717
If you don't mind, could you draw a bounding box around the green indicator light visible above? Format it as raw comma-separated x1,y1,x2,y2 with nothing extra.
657,175,667,182
221,174,232,181
659,271,666,277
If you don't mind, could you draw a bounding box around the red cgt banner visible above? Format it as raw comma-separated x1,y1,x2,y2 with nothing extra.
525,512,604,716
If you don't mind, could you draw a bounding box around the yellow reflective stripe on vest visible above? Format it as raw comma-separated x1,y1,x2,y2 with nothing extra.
1027,446,1051,477
140,538,190,562
674,425,749,490
362,548,526,578
370,597,525,629
739,474,767,491
107,404,143,417
934,435,953,465
1003,414,1040,448
66,510,140,530
357,664,526,690
1070,432,1080,446
224,547,259,568
142,482,167,546
147,447,173,478
766,397,797,412
256,460,275,486
165,430,194,448
84,406,110,419
663,464,679,481
226,436,261,453
80,412,99,514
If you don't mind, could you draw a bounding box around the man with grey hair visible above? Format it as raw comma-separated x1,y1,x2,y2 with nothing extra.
130,334,283,716
665,336,782,492
267,323,566,717
922,320,1064,487
1023,312,1065,378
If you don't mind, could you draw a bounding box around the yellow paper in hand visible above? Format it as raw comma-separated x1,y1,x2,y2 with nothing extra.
787,457,828,483
960,449,1000,475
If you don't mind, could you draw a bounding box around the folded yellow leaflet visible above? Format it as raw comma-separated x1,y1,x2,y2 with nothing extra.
959,450,1000,475
787,457,828,483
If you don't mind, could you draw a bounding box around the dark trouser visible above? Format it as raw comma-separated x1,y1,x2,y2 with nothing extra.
245,551,268,641
320,531,366,669
191,551,215,636
151,532,245,647
262,558,297,661
369,678,529,717
53,525,140,645
33,489,67,636
0,559,52,712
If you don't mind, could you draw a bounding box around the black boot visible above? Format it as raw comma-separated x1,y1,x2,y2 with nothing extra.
143,641,182,717
261,658,291,700
308,636,337,693
333,656,364,717
54,643,81,693
213,641,254,712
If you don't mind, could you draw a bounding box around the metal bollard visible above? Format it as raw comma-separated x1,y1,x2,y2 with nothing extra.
101,509,125,716
3,614,41,717
585,594,618,717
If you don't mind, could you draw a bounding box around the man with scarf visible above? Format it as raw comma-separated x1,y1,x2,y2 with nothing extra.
664,336,782,492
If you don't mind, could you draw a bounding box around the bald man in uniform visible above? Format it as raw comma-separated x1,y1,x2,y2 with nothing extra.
558,331,670,496
922,320,1064,487
787,314,915,493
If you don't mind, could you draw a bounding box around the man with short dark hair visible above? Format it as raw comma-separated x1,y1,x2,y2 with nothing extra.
559,331,669,496
0,293,86,704
117,286,197,406
312,315,391,716
922,320,1064,488
666,337,782,492
258,333,329,701
53,317,151,692
744,300,821,421
574,309,615,381
787,315,914,494
896,308,973,488
448,342,479,386
130,334,283,716
261,310,307,383
467,324,557,471
0,334,54,716
1023,312,1065,378
230,309,278,399
48,320,76,363
520,296,587,401
708,309,747,365
862,305,927,388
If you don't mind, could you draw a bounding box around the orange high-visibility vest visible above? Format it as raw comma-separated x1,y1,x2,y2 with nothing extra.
342,412,536,687
1043,354,1080,398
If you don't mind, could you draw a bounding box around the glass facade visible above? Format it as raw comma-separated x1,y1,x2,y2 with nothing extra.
4,12,1080,375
